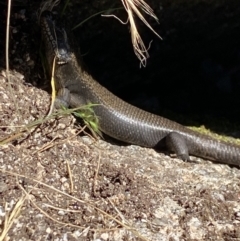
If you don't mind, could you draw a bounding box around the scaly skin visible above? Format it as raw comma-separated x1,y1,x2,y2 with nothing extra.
41,11,240,165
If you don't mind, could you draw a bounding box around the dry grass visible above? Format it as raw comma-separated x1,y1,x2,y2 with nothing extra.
119,0,162,67
0,191,27,241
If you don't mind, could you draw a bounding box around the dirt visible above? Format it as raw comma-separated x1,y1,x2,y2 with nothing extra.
1,0,240,240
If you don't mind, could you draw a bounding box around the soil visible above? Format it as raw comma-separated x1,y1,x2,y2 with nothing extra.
1,0,240,240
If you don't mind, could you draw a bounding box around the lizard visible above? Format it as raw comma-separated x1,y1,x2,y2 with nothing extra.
40,10,240,166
